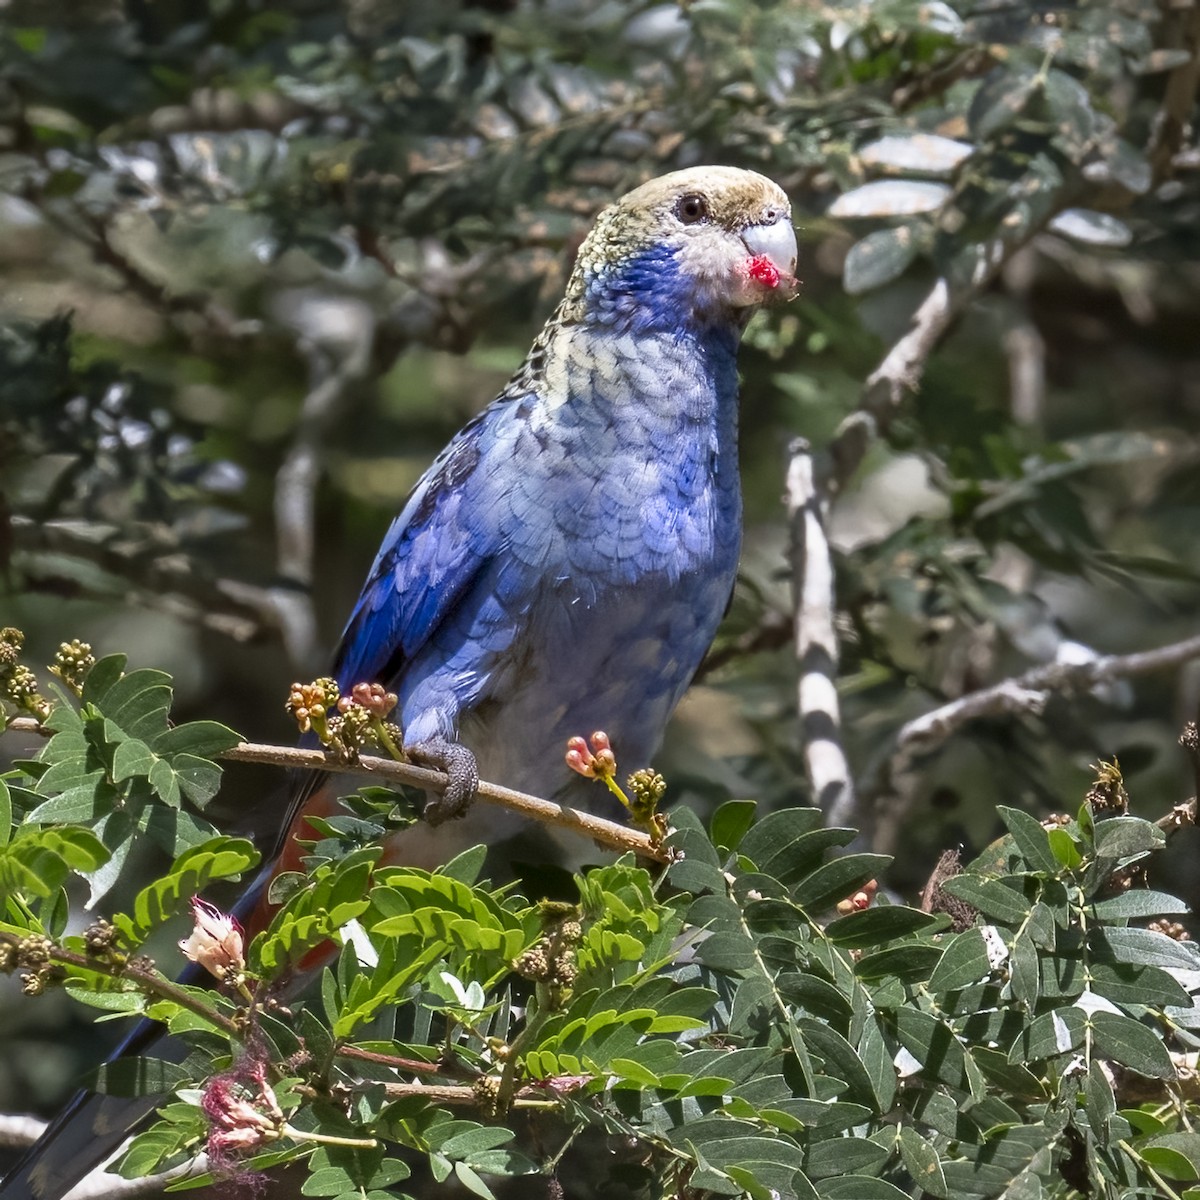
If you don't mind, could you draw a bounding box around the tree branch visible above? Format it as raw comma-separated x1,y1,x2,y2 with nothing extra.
895,631,1200,756
2,720,668,863
784,440,856,827
270,327,374,670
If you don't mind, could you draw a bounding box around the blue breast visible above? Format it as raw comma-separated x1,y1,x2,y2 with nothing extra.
396,316,742,803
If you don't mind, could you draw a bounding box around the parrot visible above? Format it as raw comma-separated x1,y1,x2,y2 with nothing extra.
1,164,798,1198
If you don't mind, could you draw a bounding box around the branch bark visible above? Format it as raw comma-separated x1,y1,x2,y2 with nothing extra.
895,631,1200,756
2,719,668,863
785,440,856,827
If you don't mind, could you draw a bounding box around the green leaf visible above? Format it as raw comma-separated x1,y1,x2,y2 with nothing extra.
0,779,12,847
111,738,157,783
1011,1007,1085,1063
790,853,890,915
1089,1011,1174,1079
112,837,258,946
1091,926,1200,972
1085,1059,1116,1143
1091,890,1188,919
843,226,920,295
1088,962,1190,1009
816,1179,910,1199
795,1019,881,1111
1010,928,1040,1009
1140,1134,1200,1181
823,904,938,948
893,1009,967,1088
898,1126,948,1198
855,944,943,983
928,928,993,993
155,720,242,759
82,655,127,705
1046,827,1082,869
940,874,1032,924
710,800,757,853
97,668,173,741
453,1161,495,1200
969,66,1038,137
93,1056,191,1097
776,972,853,1024
1093,816,1165,859
857,1015,896,1113
806,1137,888,1179
997,807,1059,873
439,844,486,885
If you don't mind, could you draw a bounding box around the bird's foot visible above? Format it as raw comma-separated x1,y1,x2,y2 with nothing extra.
407,738,479,825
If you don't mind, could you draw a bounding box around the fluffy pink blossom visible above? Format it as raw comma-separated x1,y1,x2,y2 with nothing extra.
178,896,244,981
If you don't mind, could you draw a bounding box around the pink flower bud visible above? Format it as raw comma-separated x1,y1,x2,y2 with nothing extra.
179,896,245,982
565,750,594,777
589,731,611,753
592,748,617,777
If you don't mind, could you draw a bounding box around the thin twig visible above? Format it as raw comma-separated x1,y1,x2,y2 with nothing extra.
895,631,1200,756
0,932,241,1039
375,1081,560,1108
2,719,667,862
784,440,856,827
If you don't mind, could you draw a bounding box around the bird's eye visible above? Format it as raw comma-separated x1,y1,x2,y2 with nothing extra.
675,194,709,224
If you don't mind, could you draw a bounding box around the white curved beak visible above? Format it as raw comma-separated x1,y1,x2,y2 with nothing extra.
742,218,800,298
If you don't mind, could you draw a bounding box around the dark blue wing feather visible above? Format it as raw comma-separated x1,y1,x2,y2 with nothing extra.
333,418,495,691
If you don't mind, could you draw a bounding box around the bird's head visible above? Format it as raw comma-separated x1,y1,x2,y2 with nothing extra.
564,166,799,335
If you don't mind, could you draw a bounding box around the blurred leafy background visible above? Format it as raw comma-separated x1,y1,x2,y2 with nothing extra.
3,0,1200,1137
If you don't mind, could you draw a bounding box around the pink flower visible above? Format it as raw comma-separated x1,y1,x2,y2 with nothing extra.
179,896,244,982
201,1064,283,1161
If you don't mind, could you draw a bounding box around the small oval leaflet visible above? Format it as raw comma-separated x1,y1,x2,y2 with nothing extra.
1049,208,1133,248
859,134,974,176
829,180,951,218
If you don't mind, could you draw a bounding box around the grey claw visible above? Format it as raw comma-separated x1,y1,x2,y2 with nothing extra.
407,738,479,825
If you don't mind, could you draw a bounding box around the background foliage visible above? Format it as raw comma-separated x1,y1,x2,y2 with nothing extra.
3,0,1200,1196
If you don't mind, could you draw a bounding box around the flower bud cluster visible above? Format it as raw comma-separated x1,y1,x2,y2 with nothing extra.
84,918,119,957
1085,758,1129,815
513,907,584,1006
626,768,667,826
50,639,96,695
286,677,400,762
0,629,51,721
565,730,616,779
1148,919,1190,942
12,934,62,995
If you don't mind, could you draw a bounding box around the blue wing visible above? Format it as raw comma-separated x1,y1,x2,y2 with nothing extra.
333,410,503,693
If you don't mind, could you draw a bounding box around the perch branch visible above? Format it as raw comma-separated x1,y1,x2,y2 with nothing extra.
2,719,668,863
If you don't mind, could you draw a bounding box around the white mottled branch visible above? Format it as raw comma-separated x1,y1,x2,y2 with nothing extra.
785,440,856,826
